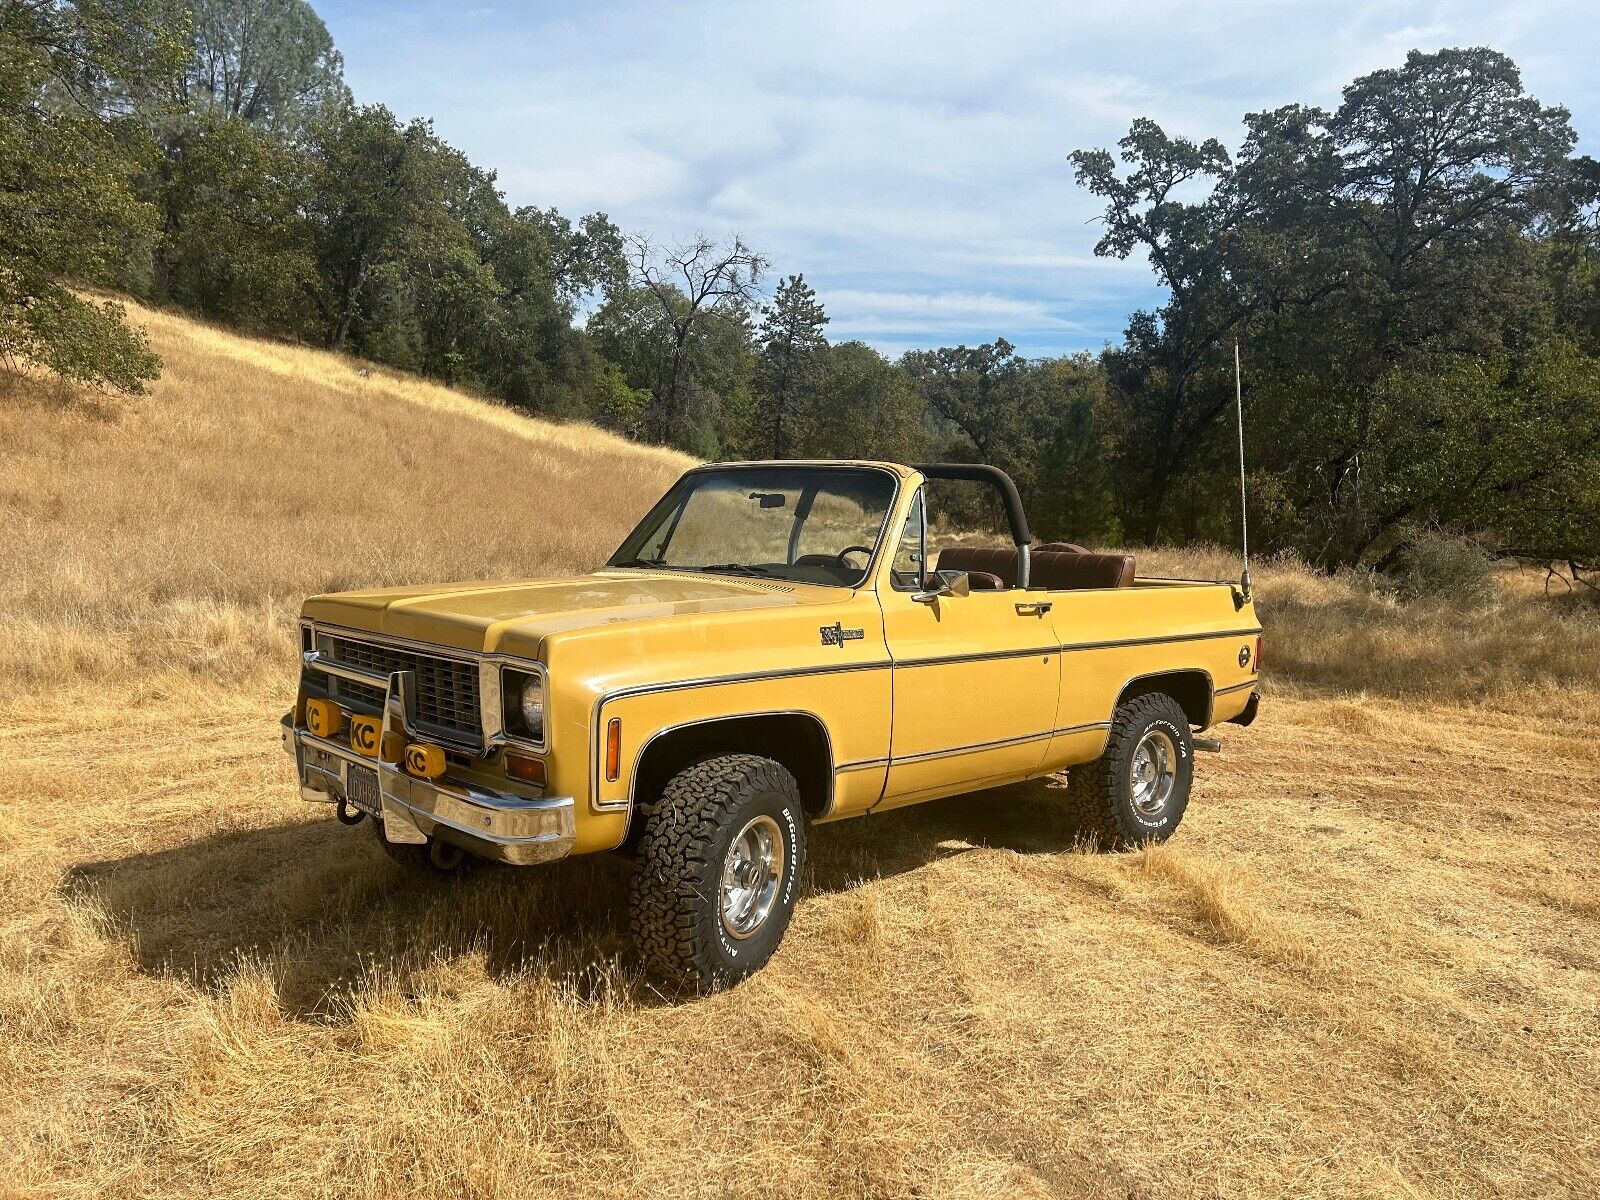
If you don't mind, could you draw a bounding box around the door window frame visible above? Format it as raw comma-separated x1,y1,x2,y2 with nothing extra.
887,487,929,593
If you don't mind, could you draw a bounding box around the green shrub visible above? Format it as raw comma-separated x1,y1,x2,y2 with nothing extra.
1391,530,1497,605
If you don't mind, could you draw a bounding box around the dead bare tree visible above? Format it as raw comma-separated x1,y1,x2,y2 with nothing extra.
630,234,766,444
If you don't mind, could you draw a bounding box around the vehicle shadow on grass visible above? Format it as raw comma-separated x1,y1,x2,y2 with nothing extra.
61,776,1085,1018
804,774,1084,895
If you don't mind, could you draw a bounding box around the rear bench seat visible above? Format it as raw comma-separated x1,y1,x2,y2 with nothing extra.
934,545,1136,590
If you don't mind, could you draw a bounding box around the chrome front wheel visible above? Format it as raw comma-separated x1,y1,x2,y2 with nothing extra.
720,814,785,939
630,754,807,990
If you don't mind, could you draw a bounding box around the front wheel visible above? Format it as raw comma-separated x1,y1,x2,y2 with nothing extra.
629,754,807,990
1067,692,1194,848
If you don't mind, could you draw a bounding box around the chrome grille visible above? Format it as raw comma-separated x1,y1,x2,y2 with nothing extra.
315,632,482,744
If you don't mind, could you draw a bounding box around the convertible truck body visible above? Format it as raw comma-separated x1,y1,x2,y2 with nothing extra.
284,460,1260,985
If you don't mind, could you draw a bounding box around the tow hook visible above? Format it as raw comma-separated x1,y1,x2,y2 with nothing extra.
1193,736,1223,754
429,839,466,871
336,796,367,825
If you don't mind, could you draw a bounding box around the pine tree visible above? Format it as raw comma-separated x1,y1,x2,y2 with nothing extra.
753,274,828,457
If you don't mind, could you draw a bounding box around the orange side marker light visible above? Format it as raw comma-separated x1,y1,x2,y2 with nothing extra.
606,718,622,782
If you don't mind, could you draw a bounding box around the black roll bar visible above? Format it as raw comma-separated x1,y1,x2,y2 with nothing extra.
912,463,1032,587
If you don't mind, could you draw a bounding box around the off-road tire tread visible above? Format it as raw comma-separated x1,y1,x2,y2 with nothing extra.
630,753,804,988
1066,692,1193,849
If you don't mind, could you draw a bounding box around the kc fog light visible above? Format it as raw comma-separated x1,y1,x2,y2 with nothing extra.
404,743,446,780
305,699,343,739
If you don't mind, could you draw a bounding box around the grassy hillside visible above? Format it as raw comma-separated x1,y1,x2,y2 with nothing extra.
2,304,1598,1199
0,301,694,691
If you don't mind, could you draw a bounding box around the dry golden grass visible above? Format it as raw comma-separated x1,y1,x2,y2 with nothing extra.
3,303,1599,1199
0,301,692,690
1143,547,1600,710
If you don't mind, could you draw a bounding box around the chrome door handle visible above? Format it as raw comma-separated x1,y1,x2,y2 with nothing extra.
1015,601,1052,616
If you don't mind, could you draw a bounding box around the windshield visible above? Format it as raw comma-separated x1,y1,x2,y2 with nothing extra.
608,466,898,587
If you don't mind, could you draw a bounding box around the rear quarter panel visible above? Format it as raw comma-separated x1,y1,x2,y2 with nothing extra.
1043,580,1261,768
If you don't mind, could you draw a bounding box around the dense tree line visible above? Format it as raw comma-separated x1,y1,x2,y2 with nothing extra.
4,4,1598,575
1071,47,1600,573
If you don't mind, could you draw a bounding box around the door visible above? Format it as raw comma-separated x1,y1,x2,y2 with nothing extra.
876,490,1060,807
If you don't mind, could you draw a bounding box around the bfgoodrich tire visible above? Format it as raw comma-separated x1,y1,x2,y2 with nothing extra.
629,754,806,990
1067,692,1194,848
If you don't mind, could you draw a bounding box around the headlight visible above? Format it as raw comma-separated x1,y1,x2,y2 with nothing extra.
503,667,546,745
518,676,545,742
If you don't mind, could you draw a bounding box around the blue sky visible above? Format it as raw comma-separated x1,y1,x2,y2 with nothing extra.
317,1,1599,357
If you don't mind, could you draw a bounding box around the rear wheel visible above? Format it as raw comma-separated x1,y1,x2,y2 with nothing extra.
1067,692,1194,848
629,754,806,990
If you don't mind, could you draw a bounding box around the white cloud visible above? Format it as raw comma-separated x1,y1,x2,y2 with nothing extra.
326,0,1600,354
821,288,1081,341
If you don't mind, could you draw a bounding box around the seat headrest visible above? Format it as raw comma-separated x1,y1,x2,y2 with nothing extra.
1030,550,1136,590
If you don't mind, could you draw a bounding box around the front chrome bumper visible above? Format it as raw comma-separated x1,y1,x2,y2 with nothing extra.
283,665,574,867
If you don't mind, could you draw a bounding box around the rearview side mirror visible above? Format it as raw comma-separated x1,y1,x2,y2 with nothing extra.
913,569,971,605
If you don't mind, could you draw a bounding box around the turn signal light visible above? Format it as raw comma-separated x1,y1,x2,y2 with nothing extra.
305,699,343,739
605,718,622,782
504,753,546,786
403,743,446,780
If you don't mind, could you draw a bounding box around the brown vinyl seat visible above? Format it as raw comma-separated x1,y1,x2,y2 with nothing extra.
1030,549,1136,590
934,545,1137,591
934,546,1021,587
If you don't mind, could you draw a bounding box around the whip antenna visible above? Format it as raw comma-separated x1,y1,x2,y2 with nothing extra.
1234,340,1251,599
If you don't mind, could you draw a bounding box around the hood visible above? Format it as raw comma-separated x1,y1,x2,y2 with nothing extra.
301,569,819,654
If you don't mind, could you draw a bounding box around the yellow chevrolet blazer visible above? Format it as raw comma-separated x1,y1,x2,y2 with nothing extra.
283,461,1261,987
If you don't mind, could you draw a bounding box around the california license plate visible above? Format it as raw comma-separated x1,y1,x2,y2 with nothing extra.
345,763,382,815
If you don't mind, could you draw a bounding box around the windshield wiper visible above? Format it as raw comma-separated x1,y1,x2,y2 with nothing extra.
612,557,669,569
698,563,773,577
